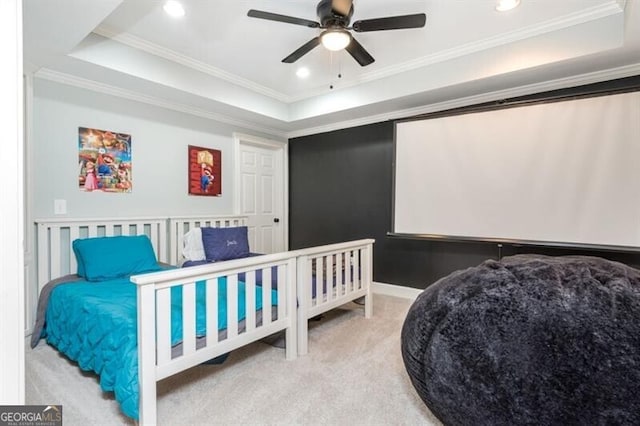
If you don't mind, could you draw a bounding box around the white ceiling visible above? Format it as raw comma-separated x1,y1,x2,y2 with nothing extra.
23,0,640,138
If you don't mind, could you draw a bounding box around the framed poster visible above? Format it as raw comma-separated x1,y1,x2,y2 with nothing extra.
188,145,221,196
78,127,132,192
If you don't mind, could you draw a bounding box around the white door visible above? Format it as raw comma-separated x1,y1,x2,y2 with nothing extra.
235,134,286,254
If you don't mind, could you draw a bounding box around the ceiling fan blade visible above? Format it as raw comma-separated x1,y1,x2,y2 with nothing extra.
331,0,353,16
247,9,320,28
282,37,321,63
345,37,375,66
352,13,426,32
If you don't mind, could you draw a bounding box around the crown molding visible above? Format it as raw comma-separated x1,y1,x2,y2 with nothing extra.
93,2,623,105
363,1,624,82
287,0,625,102
286,62,640,138
93,25,292,103
32,58,640,142
35,68,288,138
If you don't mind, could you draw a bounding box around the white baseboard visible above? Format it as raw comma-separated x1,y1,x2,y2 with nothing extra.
372,281,423,300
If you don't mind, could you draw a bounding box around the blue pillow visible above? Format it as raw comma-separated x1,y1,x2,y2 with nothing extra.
72,243,87,278
201,226,250,262
72,235,162,281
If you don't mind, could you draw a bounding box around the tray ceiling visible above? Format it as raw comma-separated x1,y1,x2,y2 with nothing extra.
23,0,640,137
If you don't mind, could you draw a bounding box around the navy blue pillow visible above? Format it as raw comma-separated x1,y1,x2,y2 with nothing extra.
201,226,250,261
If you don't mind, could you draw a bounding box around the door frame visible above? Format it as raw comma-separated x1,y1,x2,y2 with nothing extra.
233,132,288,251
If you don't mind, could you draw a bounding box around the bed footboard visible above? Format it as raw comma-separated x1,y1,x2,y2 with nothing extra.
131,252,297,425
295,239,375,356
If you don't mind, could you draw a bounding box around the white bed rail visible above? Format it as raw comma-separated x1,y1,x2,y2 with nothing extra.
168,215,248,266
131,252,298,426
295,239,375,355
34,217,168,293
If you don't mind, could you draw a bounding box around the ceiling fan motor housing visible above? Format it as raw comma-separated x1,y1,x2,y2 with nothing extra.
317,0,353,28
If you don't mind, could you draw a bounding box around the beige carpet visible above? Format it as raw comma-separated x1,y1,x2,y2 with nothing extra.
26,294,442,426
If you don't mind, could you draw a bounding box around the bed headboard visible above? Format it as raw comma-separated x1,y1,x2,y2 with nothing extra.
35,217,168,293
168,215,248,266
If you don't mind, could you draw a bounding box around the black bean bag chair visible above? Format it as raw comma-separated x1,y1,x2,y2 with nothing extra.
401,254,640,426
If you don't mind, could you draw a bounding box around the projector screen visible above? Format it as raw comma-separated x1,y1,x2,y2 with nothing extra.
393,90,640,250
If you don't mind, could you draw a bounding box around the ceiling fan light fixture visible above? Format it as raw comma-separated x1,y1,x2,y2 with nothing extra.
495,0,521,12
320,29,351,51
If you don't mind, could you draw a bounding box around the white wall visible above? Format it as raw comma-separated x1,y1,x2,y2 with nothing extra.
0,0,25,405
32,78,284,218
26,78,285,333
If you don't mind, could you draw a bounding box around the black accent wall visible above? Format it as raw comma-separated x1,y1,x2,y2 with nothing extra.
289,76,640,289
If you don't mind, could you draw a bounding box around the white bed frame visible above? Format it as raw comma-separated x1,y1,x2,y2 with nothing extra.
35,216,374,425
167,216,375,356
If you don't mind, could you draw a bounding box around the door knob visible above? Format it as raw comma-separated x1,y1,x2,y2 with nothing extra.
273,218,280,223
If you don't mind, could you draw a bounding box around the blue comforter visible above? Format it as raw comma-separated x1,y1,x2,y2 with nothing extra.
43,276,277,420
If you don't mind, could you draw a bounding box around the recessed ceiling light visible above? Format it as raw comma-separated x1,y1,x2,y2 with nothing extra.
296,67,310,79
496,0,520,12
163,0,185,18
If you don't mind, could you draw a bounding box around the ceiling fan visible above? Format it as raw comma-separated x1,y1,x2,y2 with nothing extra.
247,0,426,67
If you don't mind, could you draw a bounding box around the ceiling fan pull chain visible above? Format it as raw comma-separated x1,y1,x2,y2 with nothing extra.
331,57,343,89
329,51,335,89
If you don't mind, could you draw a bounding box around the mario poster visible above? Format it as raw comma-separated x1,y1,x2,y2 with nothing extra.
78,127,132,193
188,145,221,196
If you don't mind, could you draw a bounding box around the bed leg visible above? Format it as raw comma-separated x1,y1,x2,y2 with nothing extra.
297,318,308,356
285,325,297,360
138,383,157,426
364,243,374,319
364,291,373,319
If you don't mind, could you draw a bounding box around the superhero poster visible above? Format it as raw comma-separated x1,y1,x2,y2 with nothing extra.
188,145,221,196
78,127,132,193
